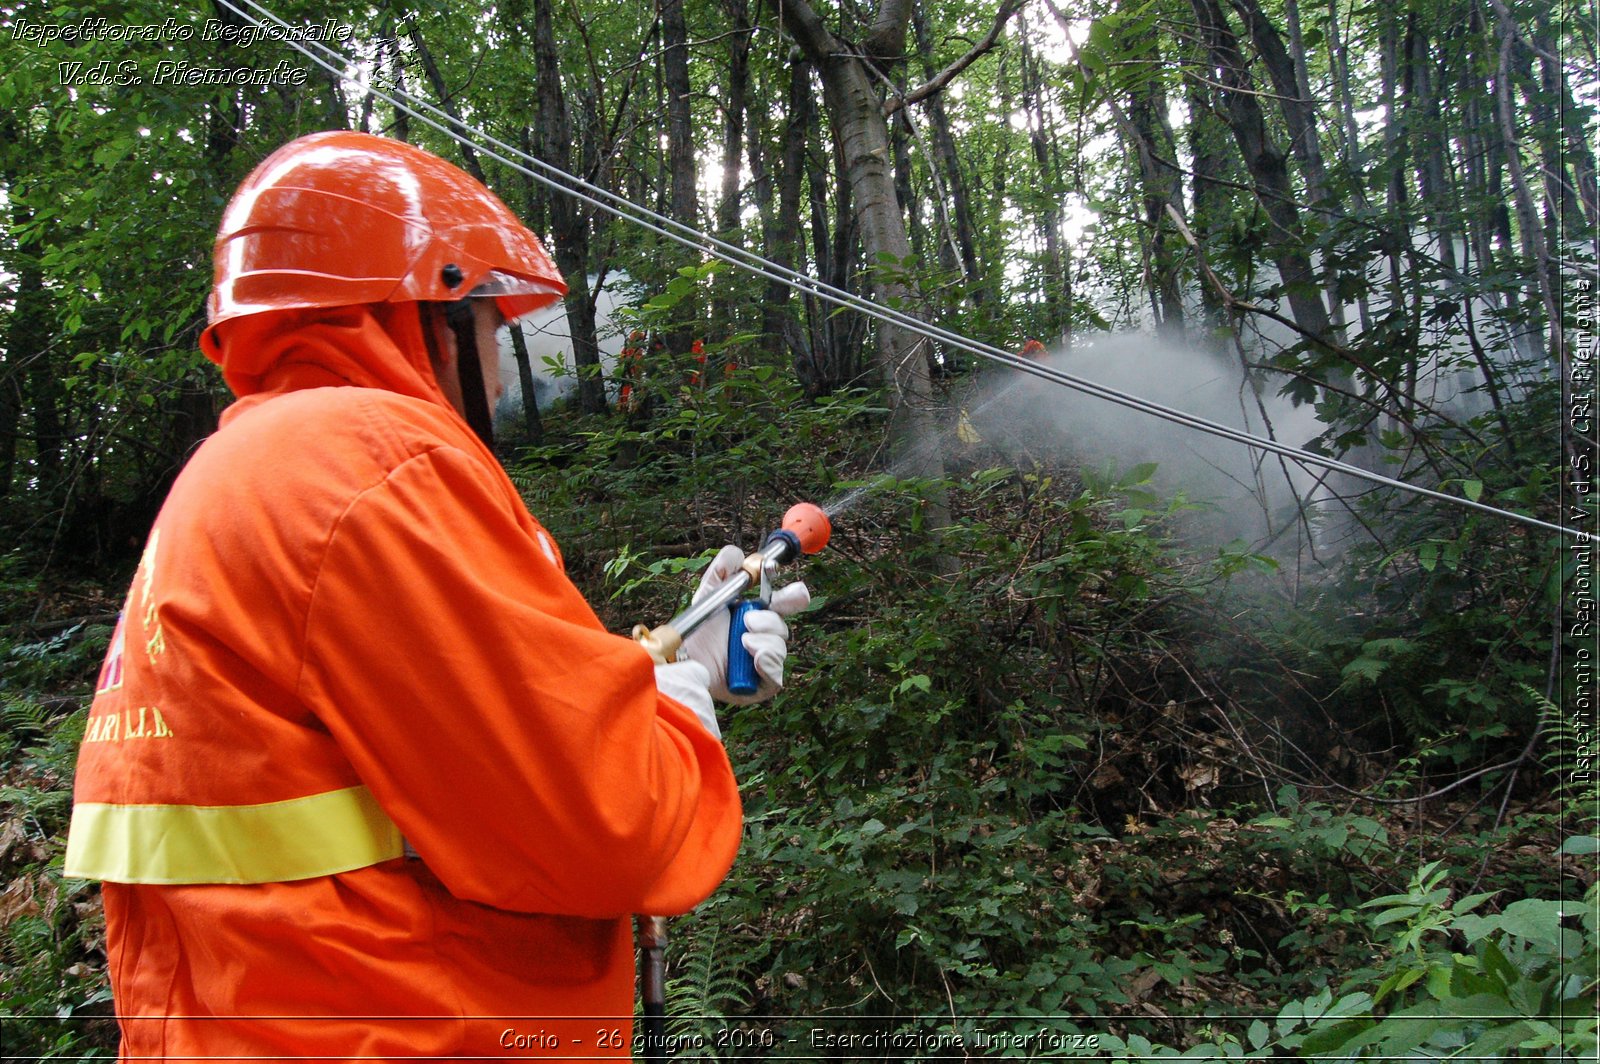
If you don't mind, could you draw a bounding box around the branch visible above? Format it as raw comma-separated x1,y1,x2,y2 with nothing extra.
884,0,1026,116
780,0,842,66
862,0,914,62
403,17,485,182
1163,204,1492,448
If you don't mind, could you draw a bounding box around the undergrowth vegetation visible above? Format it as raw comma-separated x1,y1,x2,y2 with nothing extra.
3,363,1595,1058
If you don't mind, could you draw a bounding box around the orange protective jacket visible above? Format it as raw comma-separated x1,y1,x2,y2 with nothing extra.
65,303,742,1061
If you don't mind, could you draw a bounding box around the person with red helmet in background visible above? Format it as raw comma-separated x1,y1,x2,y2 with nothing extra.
64,131,807,1060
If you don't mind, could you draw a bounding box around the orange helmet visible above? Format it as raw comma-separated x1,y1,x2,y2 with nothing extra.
202,131,566,357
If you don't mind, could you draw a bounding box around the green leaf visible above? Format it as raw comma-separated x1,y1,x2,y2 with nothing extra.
1558,835,1600,854
1121,462,1159,487
1453,891,1499,915
1374,965,1426,1004
1479,938,1521,989
1498,899,1574,951
1297,1017,1374,1055
895,674,932,695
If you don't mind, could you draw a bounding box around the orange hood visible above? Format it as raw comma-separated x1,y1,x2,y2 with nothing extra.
204,303,454,412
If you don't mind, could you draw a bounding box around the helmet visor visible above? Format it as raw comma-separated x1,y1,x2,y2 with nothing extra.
470,269,566,322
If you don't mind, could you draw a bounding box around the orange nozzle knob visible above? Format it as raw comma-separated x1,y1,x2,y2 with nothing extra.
782,502,832,555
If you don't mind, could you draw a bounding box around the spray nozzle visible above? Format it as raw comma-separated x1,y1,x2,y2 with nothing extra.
633,501,831,667
780,502,831,555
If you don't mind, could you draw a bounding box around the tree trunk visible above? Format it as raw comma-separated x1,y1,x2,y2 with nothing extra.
1459,11,1535,365
383,21,410,141
912,0,984,308
1490,9,1565,375
532,0,606,414
891,110,927,264
713,0,752,346
509,326,544,443
1530,28,1591,236
658,0,699,361
780,0,952,501
1377,9,1411,319
1190,0,1332,344
1184,56,1232,345
404,19,486,182
1325,0,1373,332
1547,38,1599,230
763,61,808,362
1412,26,1456,273
1018,23,1069,336
1,224,47,500
799,93,867,395
1121,31,1185,341
660,0,697,232
1229,0,1345,336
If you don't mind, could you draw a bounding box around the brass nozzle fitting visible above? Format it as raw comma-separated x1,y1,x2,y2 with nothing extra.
632,622,683,664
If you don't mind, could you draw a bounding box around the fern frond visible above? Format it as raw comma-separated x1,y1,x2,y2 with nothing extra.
660,913,760,1059
1525,683,1600,813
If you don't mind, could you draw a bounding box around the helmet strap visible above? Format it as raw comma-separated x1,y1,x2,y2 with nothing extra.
428,300,497,449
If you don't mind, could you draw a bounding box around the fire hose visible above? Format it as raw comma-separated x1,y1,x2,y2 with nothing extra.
629,503,831,1060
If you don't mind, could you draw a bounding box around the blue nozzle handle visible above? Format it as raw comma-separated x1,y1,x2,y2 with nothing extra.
726,600,764,697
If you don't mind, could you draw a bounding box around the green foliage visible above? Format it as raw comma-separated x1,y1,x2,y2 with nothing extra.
1532,684,1600,826
1284,864,1597,1060
1099,862,1598,1060
0,601,113,1057
656,901,763,1059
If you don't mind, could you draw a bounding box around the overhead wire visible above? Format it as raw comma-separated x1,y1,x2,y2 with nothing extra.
219,0,1589,543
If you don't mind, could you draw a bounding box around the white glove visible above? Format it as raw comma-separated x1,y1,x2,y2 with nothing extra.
653,660,719,739
678,544,811,708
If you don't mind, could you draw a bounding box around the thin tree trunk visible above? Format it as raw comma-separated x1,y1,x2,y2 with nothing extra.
1460,23,1535,366
1375,7,1413,339
384,21,409,141
1190,0,1332,343
912,0,984,308
780,0,952,506
658,0,698,360
892,110,926,263
1018,24,1069,336
1326,0,1372,332
713,0,752,345
532,0,606,414
1,211,46,499
404,18,485,182
1122,30,1184,340
1531,28,1591,235
1490,7,1566,374
1231,0,1345,336
1185,57,1232,345
766,62,809,368
1413,27,1456,271
661,0,697,232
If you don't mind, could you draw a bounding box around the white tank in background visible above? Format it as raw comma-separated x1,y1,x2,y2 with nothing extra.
493,274,635,416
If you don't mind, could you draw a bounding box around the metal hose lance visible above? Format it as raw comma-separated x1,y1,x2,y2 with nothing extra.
632,503,831,664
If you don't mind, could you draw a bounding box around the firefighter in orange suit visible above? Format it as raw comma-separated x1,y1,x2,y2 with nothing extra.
64,131,807,1060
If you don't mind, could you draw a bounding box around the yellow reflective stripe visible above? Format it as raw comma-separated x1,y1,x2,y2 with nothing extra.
64,785,403,885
